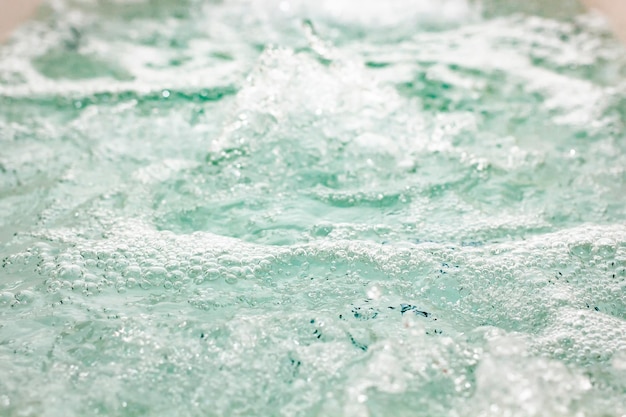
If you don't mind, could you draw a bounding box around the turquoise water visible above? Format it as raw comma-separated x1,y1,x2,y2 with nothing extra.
1,0,626,416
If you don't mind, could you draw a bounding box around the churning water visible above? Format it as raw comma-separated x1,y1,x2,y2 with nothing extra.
1,0,626,416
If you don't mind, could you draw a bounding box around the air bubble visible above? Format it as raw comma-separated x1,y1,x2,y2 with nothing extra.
595,238,616,258
204,268,220,281
569,241,593,259
224,274,238,285
57,264,83,280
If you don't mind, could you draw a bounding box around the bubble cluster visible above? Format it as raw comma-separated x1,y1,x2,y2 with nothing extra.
1,0,626,416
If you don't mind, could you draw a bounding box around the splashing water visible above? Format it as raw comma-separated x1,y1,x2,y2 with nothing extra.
1,0,626,416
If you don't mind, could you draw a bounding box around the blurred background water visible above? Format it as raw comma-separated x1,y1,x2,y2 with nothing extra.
1,1,626,416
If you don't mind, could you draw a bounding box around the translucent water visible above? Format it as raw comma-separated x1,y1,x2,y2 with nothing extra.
1,1,626,416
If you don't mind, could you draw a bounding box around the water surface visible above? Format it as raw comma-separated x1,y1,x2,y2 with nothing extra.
1,1,626,416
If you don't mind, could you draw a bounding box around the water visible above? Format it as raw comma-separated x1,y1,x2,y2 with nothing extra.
1,1,626,416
